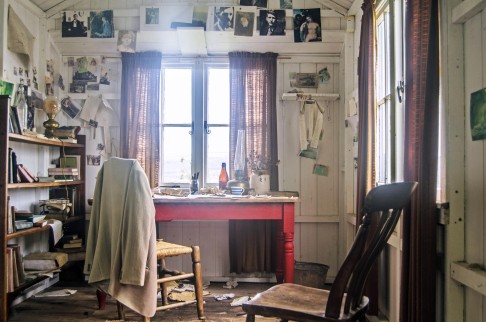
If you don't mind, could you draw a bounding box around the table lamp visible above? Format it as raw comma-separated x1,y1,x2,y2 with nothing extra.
43,96,61,138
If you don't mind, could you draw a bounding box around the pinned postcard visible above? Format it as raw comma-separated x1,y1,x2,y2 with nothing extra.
313,164,328,176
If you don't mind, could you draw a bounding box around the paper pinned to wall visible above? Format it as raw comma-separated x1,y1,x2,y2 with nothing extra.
7,5,34,57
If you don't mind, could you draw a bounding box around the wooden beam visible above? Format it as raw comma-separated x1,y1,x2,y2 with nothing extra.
45,0,84,19
314,0,348,16
452,0,486,24
17,0,46,17
451,261,486,297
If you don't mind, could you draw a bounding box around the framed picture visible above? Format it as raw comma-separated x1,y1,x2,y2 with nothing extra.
61,11,88,37
140,6,193,31
61,96,82,119
30,88,44,109
470,88,486,141
90,10,114,38
0,80,15,96
289,72,319,88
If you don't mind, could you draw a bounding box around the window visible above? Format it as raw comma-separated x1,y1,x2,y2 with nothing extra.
376,5,393,185
160,58,229,187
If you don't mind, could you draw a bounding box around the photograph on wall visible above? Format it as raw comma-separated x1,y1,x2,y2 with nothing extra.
234,10,255,37
209,7,234,31
61,11,88,37
470,88,486,141
140,6,193,31
259,10,286,36
117,30,136,53
0,80,15,96
30,88,44,109
293,8,321,43
100,65,111,85
280,0,292,9
69,81,86,93
239,0,267,7
289,72,319,88
90,10,114,38
146,7,159,25
192,6,209,29
72,56,98,82
61,96,82,119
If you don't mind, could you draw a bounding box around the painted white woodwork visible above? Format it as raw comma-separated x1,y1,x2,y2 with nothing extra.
451,261,486,297
452,0,486,24
463,9,486,322
281,92,339,100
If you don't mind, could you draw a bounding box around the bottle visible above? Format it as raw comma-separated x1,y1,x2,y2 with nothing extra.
219,162,229,190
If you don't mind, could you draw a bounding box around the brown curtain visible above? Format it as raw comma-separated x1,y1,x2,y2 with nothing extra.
228,51,279,273
356,0,378,315
120,51,162,187
400,0,439,321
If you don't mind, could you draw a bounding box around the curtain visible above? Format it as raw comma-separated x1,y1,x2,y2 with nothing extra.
400,0,439,321
228,51,279,273
120,51,162,188
356,0,378,315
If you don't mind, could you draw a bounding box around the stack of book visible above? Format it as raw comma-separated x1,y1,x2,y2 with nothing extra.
57,234,83,251
6,244,25,292
48,167,79,181
23,252,68,271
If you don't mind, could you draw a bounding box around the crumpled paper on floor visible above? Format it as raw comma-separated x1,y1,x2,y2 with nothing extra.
34,289,77,297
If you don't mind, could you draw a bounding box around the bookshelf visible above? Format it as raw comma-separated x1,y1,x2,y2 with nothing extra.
0,95,87,319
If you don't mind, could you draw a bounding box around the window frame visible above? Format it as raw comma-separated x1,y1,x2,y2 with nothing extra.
159,57,229,188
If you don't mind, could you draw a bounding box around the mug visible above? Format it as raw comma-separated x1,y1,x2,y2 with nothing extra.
230,187,246,195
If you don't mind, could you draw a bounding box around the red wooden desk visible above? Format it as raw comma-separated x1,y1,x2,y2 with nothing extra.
153,195,298,283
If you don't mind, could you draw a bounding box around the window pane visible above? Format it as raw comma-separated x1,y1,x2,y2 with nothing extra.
162,127,192,183
206,127,229,184
207,68,229,124
163,68,192,124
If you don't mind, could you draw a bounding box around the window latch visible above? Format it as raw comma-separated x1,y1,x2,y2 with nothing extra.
204,121,211,134
397,80,404,103
189,121,194,135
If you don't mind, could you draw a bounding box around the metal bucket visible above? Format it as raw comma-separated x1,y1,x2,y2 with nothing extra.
294,261,329,289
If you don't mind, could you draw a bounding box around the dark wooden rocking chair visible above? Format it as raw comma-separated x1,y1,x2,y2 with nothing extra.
242,181,418,322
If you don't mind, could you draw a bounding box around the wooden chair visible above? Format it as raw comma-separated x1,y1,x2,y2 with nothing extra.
153,240,205,319
242,181,418,322
106,239,206,321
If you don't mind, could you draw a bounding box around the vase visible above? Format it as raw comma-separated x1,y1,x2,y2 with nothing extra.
250,172,270,195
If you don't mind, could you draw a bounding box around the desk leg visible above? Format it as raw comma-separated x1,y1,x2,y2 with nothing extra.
275,221,284,284
283,203,295,283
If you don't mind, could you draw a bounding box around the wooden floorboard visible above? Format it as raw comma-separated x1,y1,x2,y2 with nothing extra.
7,282,280,322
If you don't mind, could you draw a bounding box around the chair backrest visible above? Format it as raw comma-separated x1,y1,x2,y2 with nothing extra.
325,181,418,318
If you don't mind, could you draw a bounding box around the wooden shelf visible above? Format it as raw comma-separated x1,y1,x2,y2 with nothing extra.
281,92,340,101
6,226,50,240
8,133,83,148
8,180,84,189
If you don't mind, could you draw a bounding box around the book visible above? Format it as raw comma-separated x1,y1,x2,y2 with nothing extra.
66,238,83,244
60,234,78,240
60,155,81,179
17,164,38,183
33,219,48,227
11,149,18,183
14,221,33,230
37,176,55,183
19,164,38,182
48,167,79,175
8,244,25,285
23,252,68,271
7,196,13,234
15,214,46,223
9,106,21,134
6,248,14,292
63,242,82,249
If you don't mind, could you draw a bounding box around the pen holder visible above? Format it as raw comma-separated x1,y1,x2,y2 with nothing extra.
190,179,198,194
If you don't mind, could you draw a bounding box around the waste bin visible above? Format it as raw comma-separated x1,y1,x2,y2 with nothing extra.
294,261,329,289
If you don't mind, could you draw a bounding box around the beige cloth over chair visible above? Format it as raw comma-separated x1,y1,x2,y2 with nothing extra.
84,157,157,318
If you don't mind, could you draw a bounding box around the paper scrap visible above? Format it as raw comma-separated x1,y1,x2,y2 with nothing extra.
34,289,77,297
230,296,250,306
214,293,235,301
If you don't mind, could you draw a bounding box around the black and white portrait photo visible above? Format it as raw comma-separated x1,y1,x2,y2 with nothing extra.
90,11,114,38
117,30,136,53
146,7,159,25
213,7,234,31
293,9,322,43
234,11,254,37
239,0,268,7
260,10,286,36
62,11,88,37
